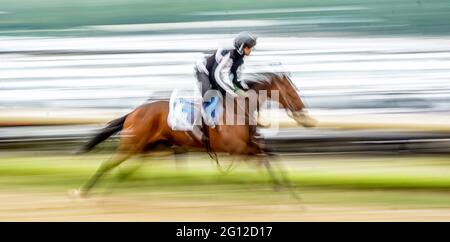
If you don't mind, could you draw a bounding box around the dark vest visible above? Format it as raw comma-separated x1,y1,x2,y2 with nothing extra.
204,49,245,91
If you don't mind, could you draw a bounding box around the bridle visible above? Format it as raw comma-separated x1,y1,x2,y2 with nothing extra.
271,75,304,114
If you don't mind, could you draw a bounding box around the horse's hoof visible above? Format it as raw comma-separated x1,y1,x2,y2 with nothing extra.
68,188,87,199
70,146,88,156
294,113,318,128
299,117,318,128
273,184,283,192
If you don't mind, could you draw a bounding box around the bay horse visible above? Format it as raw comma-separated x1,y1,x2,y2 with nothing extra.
74,72,317,197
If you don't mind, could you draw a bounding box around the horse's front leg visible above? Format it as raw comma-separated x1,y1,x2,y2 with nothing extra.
248,142,301,201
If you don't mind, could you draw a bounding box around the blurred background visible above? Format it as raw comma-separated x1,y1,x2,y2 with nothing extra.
1,0,450,221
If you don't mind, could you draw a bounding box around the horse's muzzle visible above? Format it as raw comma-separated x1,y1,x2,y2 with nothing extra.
292,111,318,128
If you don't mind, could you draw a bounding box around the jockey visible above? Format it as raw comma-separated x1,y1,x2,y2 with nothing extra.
194,31,257,129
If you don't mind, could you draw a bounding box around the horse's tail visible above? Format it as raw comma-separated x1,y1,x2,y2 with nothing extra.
74,114,128,154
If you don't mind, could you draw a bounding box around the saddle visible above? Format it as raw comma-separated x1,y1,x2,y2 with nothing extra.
167,89,221,132
167,89,222,162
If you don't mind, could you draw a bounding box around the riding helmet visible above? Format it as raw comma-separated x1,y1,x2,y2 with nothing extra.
234,32,257,54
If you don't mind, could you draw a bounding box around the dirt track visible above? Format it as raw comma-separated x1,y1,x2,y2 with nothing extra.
1,190,450,221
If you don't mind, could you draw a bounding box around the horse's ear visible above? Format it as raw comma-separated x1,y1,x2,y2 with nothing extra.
283,73,299,91
282,72,292,79
270,72,281,81
276,72,288,82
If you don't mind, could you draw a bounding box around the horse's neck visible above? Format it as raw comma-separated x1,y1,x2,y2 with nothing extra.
220,90,270,121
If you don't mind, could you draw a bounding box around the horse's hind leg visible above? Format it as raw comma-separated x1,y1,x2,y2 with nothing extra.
101,157,143,196
105,140,178,195
78,151,132,197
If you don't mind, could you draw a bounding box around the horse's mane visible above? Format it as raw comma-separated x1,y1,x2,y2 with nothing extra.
243,72,289,90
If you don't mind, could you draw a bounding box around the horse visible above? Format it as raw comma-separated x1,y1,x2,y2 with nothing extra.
73,72,317,197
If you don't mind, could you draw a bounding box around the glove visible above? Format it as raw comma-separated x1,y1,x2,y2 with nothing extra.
235,88,248,97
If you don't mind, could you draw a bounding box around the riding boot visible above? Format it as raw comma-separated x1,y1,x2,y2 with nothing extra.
201,100,216,128
199,99,217,160
201,118,216,160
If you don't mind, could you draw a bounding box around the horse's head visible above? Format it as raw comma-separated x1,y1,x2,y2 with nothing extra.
246,72,317,128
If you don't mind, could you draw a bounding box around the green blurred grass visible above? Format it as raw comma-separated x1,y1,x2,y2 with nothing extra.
1,154,450,190
2,153,450,208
